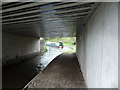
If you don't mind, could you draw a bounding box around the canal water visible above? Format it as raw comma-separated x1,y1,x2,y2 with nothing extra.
2,46,72,89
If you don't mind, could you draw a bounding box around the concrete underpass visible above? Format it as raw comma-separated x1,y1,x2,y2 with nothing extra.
1,2,118,89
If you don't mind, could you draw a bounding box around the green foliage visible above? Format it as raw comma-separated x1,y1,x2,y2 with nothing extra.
45,37,76,52
45,37,76,43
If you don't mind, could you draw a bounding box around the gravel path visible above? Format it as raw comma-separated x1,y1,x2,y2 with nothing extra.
39,45,72,71
26,53,86,88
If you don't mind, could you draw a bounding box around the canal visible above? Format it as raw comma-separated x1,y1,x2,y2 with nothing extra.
2,45,72,89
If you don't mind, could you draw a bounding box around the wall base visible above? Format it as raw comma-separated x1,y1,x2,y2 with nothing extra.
2,52,40,67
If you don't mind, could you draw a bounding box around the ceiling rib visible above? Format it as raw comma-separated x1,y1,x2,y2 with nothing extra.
2,2,49,13
2,12,90,24
2,6,94,22
3,4,93,18
2,2,99,25
2,2,100,37
2,2,74,13
2,2,32,9
2,2,89,18
3,17,84,26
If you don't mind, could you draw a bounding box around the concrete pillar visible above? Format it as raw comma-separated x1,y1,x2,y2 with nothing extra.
76,2,118,88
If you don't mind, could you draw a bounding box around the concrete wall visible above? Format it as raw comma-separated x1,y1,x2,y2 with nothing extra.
76,3,118,88
2,32,40,66
118,2,120,89
0,27,2,90
0,30,2,63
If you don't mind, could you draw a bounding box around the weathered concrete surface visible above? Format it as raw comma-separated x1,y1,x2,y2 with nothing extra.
119,3,120,90
76,3,118,88
0,26,2,90
2,32,40,66
26,53,86,88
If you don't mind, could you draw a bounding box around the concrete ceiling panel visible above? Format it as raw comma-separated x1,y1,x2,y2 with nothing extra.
2,2,99,37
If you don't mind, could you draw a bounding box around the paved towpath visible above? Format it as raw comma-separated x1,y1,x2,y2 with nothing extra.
39,45,72,71
26,53,86,88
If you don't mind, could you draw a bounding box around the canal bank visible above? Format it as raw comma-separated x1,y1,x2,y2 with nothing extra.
2,39,47,89
24,53,86,89
2,46,72,89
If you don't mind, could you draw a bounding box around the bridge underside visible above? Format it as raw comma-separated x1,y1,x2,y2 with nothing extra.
2,2,99,37
1,2,118,89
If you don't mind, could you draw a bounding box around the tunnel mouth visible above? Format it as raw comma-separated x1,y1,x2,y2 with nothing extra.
2,2,118,89
39,37,76,71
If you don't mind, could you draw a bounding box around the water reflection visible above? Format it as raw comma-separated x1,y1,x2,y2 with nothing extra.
2,55,40,89
2,45,72,89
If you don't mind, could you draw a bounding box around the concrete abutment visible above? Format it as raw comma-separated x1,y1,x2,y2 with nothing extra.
76,2,118,88
2,32,41,66
1,2,119,89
